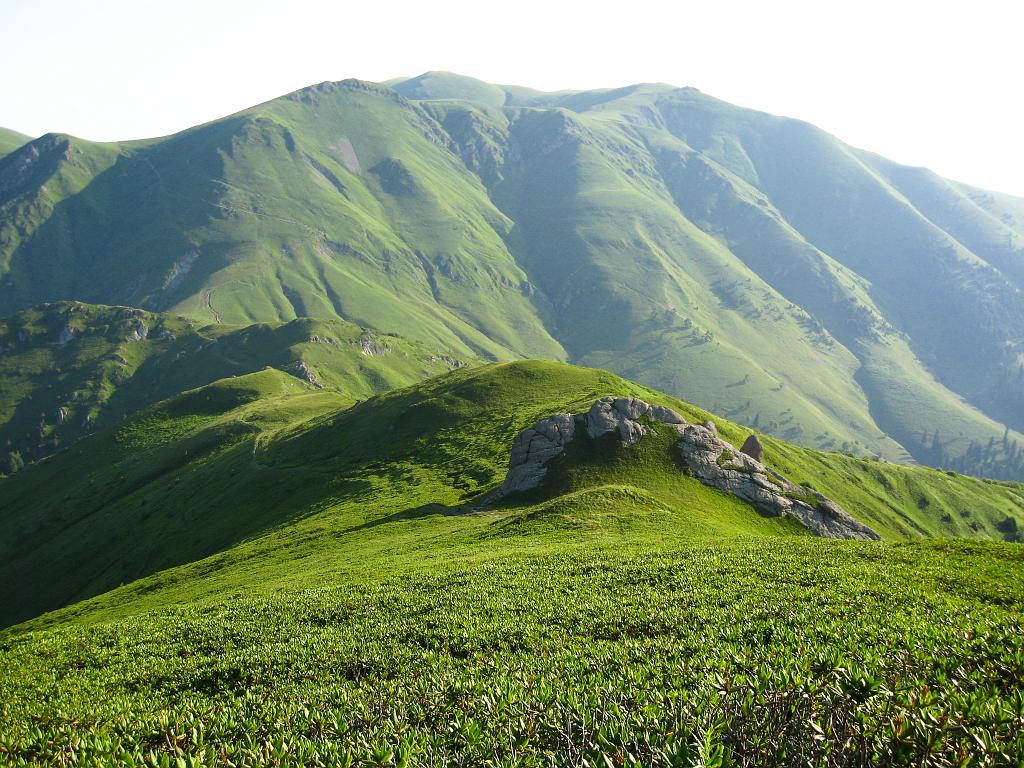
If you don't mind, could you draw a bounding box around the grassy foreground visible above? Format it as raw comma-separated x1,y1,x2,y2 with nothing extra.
2,361,1024,764
1,539,1022,766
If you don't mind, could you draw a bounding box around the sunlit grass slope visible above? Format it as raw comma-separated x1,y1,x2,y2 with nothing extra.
0,301,475,471
3,360,1022,631
2,539,1022,765
2,360,1023,764
0,127,30,159
2,76,1023,477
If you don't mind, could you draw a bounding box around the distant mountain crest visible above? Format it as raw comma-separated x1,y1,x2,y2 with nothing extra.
1,73,1022,478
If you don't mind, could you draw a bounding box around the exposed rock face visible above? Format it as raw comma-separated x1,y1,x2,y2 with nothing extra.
651,405,686,425
54,407,67,425
55,324,76,346
491,396,880,541
676,423,880,540
498,413,576,495
426,354,465,370
128,319,148,341
584,397,683,446
740,434,764,463
497,399,687,496
161,250,200,295
307,334,339,346
291,360,323,388
355,333,390,357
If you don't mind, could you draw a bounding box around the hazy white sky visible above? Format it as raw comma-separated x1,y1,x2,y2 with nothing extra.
2,0,1021,195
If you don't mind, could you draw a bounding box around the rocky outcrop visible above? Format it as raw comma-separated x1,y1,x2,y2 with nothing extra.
307,334,339,346
740,434,764,463
291,360,323,388
54,324,76,346
128,319,148,341
677,423,879,540
498,413,576,496
494,399,687,497
584,397,685,446
355,332,390,357
491,396,880,541
427,354,466,370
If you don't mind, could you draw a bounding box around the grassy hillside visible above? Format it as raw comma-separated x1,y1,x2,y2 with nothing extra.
0,301,475,472
3,360,1022,631
3,540,1022,766
1,76,1023,480
0,90,563,363
0,127,29,159
1,361,1023,764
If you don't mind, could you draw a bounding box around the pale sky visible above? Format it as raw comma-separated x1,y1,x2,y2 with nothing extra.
2,0,1021,195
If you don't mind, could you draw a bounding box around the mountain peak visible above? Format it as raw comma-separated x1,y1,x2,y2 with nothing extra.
390,71,509,107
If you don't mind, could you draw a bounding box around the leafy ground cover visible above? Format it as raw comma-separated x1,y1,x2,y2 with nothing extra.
1,539,1022,766
3,361,1024,765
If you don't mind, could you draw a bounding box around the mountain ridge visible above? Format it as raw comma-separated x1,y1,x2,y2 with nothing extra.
0,127,31,159
0,301,475,472
3,359,1023,630
2,74,1022,478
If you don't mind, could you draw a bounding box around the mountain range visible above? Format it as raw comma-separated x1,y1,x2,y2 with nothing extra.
1,71,1022,481
3,73,1024,762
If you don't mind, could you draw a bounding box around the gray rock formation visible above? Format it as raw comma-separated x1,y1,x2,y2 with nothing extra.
498,413,576,495
291,360,323,388
55,324,76,346
355,332,390,357
128,319,148,341
495,399,687,497
426,354,465,370
740,434,764,463
651,405,685,424
584,397,683,446
676,423,879,540
307,334,339,346
491,396,879,541
54,407,67,425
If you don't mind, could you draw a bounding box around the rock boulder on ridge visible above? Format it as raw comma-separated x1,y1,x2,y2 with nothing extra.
490,396,880,541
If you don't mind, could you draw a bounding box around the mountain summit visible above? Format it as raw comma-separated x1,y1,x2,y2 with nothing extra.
1,73,1022,477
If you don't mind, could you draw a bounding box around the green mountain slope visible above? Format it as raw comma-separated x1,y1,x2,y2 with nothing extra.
3,360,1022,630
0,127,30,159
0,301,474,472
2,75,1023,478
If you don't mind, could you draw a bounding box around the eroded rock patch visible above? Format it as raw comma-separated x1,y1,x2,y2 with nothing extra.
492,396,880,540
